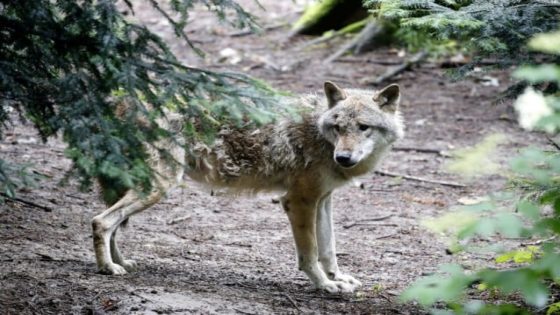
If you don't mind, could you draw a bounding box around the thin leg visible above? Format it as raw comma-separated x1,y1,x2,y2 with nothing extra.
282,192,354,293
92,189,164,275
316,193,362,289
110,227,138,272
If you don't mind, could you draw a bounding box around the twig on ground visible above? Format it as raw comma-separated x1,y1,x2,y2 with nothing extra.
521,236,557,246
343,214,393,229
35,253,55,261
324,21,385,64
66,194,86,201
167,215,192,225
297,32,345,50
375,170,466,188
298,19,368,51
393,146,451,157
224,242,252,248
228,23,288,37
362,214,393,222
31,169,53,178
281,292,301,312
344,222,398,229
362,51,428,85
1,193,53,212
334,57,403,65
234,308,257,315
374,233,397,240
546,136,560,151
89,291,103,304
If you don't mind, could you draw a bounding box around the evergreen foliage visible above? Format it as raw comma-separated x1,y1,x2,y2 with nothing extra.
365,0,560,65
400,31,560,314
0,0,282,197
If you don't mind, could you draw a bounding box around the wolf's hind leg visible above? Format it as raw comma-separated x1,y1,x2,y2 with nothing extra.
110,227,137,272
316,193,362,289
92,189,165,275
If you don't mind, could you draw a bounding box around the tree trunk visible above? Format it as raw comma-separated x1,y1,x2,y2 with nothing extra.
290,0,367,36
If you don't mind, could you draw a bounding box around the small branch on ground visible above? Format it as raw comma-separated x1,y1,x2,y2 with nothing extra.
281,292,301,312
393,146,451,157
324,20,385,64
361,51,428,85
1,193,53,212
375,170,466,188
298,18,369,51
31,169,53,178
224,242,252,248
374,233,397,240
167,215,192,225
546,136,560,151
344,222,398,229
362,214,393,222
227,22,288,37
521,236,557,246
334,57,403,65
343,215,394,229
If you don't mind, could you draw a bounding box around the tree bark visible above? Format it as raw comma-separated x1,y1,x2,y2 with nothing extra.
290,0,367,36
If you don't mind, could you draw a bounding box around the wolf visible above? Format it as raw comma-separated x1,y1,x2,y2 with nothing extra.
91,81,404,293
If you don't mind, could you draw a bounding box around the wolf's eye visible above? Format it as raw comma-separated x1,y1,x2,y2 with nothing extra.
358,124,369,131
333,125,341,132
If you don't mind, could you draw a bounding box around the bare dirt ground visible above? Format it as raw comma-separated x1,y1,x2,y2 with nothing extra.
0,1,552,314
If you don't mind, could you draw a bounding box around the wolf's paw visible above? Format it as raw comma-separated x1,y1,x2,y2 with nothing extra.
334,273,362,289
98,262,128,276
318,280,355,294
120,259,138,272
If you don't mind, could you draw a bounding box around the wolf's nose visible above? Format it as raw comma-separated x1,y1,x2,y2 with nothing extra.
335,152,356,167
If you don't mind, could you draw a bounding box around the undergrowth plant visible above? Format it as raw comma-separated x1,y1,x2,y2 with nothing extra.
0,0,284,198
400,30,560,314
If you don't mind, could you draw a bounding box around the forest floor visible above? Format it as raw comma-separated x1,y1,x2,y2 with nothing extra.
0,1,553,314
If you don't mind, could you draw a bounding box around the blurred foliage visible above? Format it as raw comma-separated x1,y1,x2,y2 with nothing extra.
0,0,285,199
364,0,560,67
0,160,40,200
446,134,505,178
400,30,560,314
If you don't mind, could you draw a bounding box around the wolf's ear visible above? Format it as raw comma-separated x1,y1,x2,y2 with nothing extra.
324,81,347,108
373,84,400,113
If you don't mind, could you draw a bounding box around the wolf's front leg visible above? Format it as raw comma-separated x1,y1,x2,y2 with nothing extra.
282,194,355,293
316,193,362,290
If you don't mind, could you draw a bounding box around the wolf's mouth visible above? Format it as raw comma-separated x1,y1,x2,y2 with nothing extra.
335,158,358,168
337,161,357,168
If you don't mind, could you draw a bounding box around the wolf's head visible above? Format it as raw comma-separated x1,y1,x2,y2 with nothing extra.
318,81,405,169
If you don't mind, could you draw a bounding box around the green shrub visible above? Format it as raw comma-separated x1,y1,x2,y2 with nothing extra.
400,29,560,314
